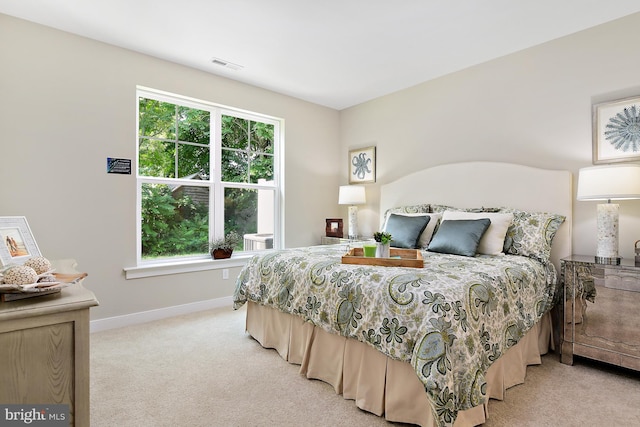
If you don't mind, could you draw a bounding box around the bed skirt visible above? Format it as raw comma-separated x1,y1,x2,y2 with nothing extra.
245,301,552,427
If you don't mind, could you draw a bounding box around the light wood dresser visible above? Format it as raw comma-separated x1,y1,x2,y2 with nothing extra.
560,255,640,371
0,282,98,426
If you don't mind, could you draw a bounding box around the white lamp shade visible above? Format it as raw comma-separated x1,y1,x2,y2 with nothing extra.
577,164,640,201
338,185,366,205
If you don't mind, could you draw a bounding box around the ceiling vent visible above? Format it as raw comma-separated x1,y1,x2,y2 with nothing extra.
210,57,243,71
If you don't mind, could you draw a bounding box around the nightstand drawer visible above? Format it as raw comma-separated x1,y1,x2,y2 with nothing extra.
604,268,640,292
560,255,640,371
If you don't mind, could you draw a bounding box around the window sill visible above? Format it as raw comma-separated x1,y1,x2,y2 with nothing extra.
123,254,252,279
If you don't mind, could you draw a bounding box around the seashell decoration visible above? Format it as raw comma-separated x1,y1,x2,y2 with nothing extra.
23,256,53,275
3,265,38,285
37,275,57,283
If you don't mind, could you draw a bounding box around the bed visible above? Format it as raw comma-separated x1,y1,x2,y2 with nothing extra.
233,162,572,427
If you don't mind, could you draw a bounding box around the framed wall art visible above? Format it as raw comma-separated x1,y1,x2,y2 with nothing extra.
325,218,344,238
592,95,640,164
0,216,41,267
349,146,376,184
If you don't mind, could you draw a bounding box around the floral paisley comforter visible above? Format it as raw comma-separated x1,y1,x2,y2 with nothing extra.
233,245,558,426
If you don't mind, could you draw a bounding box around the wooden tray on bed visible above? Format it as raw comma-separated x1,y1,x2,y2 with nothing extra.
341,248,423,268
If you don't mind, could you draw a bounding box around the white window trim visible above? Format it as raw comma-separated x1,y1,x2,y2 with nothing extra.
123,253,251,279
126,86,284,278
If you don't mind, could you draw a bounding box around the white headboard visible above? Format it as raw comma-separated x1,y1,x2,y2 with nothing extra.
379,162,572,271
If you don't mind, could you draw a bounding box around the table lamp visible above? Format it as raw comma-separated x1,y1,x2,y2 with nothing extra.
338,185,366,239
577,164,640,264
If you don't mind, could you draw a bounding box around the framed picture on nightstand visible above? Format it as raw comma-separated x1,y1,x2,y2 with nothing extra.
0,216,41,267
325,218,343,238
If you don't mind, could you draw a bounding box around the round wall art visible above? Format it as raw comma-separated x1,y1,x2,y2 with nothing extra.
593,95,640,164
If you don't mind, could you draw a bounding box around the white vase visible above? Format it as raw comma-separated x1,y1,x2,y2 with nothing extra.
375,242,390,258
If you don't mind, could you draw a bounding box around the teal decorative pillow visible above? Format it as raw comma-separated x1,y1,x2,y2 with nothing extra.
442,211,513,255
384,213,431,249
383,212,442,248
427,219,491,257
499,208,566,263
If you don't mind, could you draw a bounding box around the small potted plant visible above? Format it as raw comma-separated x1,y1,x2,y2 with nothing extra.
373,231,392,258
210,231,241,259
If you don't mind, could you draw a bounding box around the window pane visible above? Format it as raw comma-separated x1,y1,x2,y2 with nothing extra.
250,121,274,154
249,153,274,183
222,115,248,149
141,183,209,259
177,144,210,179
137,89,281,264
225,187,274,252
221,149,248,183
139,98,176,139
139,138,175,178
177,106,210,145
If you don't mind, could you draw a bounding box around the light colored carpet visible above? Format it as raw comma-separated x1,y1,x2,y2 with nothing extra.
90,306,640,427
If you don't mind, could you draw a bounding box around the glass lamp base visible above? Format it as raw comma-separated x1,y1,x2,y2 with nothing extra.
594,256,621,265
596,203,620,265
347,205,359,242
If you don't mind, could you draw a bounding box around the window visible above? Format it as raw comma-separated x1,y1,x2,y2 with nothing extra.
136,88,281,264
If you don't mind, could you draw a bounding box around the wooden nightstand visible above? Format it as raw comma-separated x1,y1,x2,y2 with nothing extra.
0,260,98,426
560,255,640,371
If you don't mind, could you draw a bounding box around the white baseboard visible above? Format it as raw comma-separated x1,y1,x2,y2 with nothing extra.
90,296,233,333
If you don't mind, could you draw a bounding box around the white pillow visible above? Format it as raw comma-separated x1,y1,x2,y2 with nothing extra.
383,212,442,248
441,211,514,255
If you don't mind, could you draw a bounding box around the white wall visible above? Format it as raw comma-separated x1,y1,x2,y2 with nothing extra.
4,12,640,323
339,12,640,260
0,14,341,321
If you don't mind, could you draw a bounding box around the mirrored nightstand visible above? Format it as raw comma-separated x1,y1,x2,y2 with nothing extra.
560,255,640,372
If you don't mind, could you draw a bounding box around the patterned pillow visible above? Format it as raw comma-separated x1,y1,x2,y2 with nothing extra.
384,204,430,216
429,204,501,214
429,204,457,213
499,208,566,263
